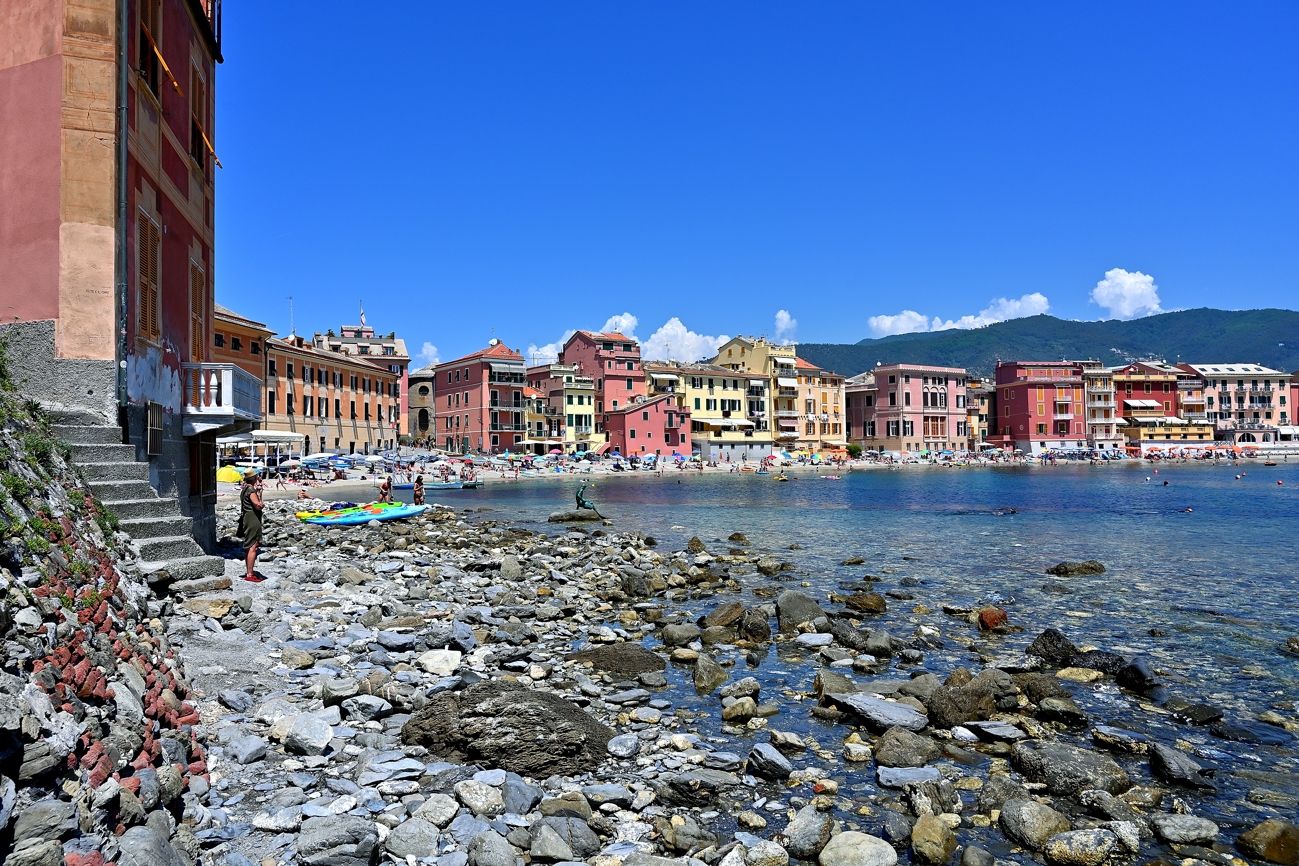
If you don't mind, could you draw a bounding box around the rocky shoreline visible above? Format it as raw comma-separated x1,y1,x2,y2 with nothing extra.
3,396,1299,866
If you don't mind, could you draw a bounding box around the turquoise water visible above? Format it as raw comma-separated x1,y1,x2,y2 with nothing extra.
405,463,1299,832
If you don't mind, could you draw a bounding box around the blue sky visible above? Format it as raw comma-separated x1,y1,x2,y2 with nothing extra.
215,3,1298,366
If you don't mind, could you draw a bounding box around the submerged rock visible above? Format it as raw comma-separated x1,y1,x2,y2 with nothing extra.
1046,560,1105,576
1012,741,1131,796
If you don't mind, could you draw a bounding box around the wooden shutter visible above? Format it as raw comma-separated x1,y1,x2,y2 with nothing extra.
189,263,204,361
137,216,160,339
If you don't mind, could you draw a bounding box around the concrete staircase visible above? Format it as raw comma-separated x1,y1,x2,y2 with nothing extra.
51,411,225,582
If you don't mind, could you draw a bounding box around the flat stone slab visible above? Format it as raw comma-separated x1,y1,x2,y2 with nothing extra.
876,766,942,788
829,693,928,732
965,721,1027,742
548,510,601,523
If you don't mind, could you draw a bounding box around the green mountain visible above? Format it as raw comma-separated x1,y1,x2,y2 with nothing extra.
796,308,1299,378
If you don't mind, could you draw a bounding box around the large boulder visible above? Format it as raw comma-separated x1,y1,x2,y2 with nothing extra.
1046,560,1105,576
781,805,835,860
818,832,897,866
1237,819,1299,866
1025,628,1078,666
776,591,825,632
1012,741,1131,796
926,668,1017,729
875,727,941,767
402,680,613,777
565,642,665,675
910,815,956,864
830,693,928,732
1043,829,1118,866
298,815,380,866
1000,799,1072,851
1149,742,1216,790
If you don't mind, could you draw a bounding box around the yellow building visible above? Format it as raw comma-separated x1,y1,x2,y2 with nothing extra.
645,362,772,460
793,358,847,453
526,363,598,453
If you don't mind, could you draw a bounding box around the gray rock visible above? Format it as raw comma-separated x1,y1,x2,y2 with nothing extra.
227,733,268,765
1042,830,1117,866
502,777,543,815
607,733,641,758
538,817,601,859
910,814,956,864
1236,818,1299,865
975,776,1030,814
299,815,380,866
1012,741,1131,796
926,668,1017,728
694,654,729,694
817,831,898,866
776,591,825,631
414,792,460,827
387,818,442,858
961,847,994,866
877,766,941,789
964,720,1026,742
1025,628,1078,666
285,714,334,756
581,784,633,809
13,798,76,844
342,695,392,721
116,826,187,866
1150,813,1218,844
747,743,794,780
455,779,505,817
781,805,834,860
831,693,928,732
5,840,64,866
1150,742,1216,789
449,814,493,846
749,840,792,866
530,823,575,862
662,623,702,646
1000,799,1072,851
218,689,256,713
1045,560,1105,576
468,831,517,866
875,727,941,767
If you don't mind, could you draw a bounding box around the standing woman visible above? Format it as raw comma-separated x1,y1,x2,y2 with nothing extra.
239,468,265,582
413,474,425,506
378,475,393,503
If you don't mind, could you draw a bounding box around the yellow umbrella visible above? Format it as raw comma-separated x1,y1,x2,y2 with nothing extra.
216,465,244,483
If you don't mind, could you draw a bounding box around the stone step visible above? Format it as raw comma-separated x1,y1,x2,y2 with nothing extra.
138,554,227,583
119,515,193,540
87,479,158,501
69,442,137,463
99,497,182,520
79,461,151,482
135,534,207,563
52,424,122,445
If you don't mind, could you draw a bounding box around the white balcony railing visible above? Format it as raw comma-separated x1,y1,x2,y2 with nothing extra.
181,363,262,433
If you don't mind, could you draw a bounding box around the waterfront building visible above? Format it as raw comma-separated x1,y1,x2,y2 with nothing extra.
263,335,401,455
0,0,244,547
1079,361,1124,452
848,363,969,454
519,386,556,455
428,340,527,454
557,331,644,437
966,378,995,450
602,393,691,459
711,336,802,450
792,359,848,453
991,361,1087,454
526,363,597,454
1180,364,1290,435
212,305,272,384
314,324,409,434
644,362,771,461
843,371,874,447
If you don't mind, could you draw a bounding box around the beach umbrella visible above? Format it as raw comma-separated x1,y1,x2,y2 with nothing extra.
216,465,244,483
305,452,334,460
549,449,563,454
363,455,384,463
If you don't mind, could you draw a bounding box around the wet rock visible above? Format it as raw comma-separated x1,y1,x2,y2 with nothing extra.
1026,628,1078,666
975,776,1029,813
402,680,613,776
1042,829,1117,866
694,654,729,694
1115,657,1159,691
1168,701,1224,725
830,693,928,732
706,601,746,628
999,799,1072,851
740,608,772,642
776,591,826,631
817,831,897,866
1149,742,1216,790
750,840,792,866
386,818,441,858
964,720,1026,742
961,847,994,866
654,769,742,806
1091,725,1147,754
926,668,1016,729
1078,790,1148,830
748,743,794,780
1037,697,1088,727
549,510,600,522
468,830,516,866
662,623,702,646
781,805,835,860
757,557,782,577
875,727,941,767
1236,818,1299,865
1151,813,1218,844
910,815,956,864
1012,741,1131,795
846,592,887,615
977,607,1008,631
1068,650,1127,674
1046,560,1105,576
567,642,665,675
723,697,758,722
878,766,941,789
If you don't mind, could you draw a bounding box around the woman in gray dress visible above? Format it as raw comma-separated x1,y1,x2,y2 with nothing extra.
239,468,265,582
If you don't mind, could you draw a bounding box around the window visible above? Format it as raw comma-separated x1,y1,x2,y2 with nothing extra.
626,378,633,390
350,375,358,390
350,401,356,419
231,336,242,352
250,341,261,355
364,403,371,421
302,395,311,416
1036,423,1046,434
214,333,225,348
267,391,276,414
626,361,635,370
319,397,328,417
138,0,160,96
642,411,650,421
694,397,701,410
190,65,209,174
137,213,160,339
903,421,913,436
302,366,310,384
904,392,911,406
889,391,897,406
268,358,277,377
630,429,637,439
334,398,340,417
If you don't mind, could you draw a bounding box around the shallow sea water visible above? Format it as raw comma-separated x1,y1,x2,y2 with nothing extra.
397,462,1299,846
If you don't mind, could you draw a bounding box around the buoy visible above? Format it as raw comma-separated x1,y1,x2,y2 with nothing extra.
1278,480,1284,486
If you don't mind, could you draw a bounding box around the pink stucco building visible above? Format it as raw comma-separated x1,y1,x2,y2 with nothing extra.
845,363,969,454
557,331,645,438
430,340,527,454
603,394,691,458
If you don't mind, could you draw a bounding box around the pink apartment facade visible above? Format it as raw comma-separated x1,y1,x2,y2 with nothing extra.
429,340,528,454
557,331,645,437
989,361,1089,454
845,364,969,454
603,393,691,458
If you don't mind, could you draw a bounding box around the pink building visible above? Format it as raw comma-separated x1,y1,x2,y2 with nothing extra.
989,361,1089,454
557,331,645,437
430,340,527,454
845,364,969,454
603,394,691,458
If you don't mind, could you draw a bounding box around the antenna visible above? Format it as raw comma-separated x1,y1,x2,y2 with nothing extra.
287,296,294,335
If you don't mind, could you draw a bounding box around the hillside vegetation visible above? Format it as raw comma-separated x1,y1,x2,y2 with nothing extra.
796,308,1299,378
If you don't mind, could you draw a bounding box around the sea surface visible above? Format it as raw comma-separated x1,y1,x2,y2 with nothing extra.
391,462,1299,836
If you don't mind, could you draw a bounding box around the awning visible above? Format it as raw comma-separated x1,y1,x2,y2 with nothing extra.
252,430,305,442
777,377,798,387
651,373,679,381
1124,399,1161,408
490,362,525,373
773,357,796,366
216,433,254,445
1114,419,1129,426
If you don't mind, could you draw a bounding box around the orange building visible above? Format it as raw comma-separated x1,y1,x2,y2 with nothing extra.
212,304,272,382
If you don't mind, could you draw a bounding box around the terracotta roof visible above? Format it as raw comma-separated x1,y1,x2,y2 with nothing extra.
214,303,270,331
437,342,525,366
264,336,398,374
573,330,638,343
605,393,677,416
794,358,821,370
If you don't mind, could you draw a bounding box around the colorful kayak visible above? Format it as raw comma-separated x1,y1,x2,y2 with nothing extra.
305,504,426,525
296,501,399,520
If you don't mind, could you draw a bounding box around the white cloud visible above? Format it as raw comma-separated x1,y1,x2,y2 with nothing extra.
417,342,440,367
600,312,639,337
526,329,576,365
870,293,1050,337
774,309,797,342
1090,268,1162,320
641,318,730,362
868,310,932,337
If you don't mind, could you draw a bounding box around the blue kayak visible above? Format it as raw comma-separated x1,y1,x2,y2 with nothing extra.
306,504,427,526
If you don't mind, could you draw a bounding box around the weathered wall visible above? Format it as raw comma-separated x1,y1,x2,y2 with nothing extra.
0,319,117,420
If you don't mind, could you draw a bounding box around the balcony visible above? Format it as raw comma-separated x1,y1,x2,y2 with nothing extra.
181,362,261,435
777,388,798,398
1053,412,1074,420
571,426,593,436
746,387,767,397
776,409,800,417
490,423,527,432
487,372,526,384
489,400,524,409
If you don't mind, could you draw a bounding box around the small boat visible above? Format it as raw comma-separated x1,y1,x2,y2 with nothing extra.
427,480,483,490
305,504,427,526
1264,461,1277,466
392,483,415,490
774,473,789,482
822,475,841,480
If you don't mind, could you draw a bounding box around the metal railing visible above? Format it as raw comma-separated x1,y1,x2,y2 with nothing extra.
181,362,261,421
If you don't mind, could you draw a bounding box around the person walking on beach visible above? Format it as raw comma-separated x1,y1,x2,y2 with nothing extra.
378,475,393,503
412,474,425,505
238,469,265,582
